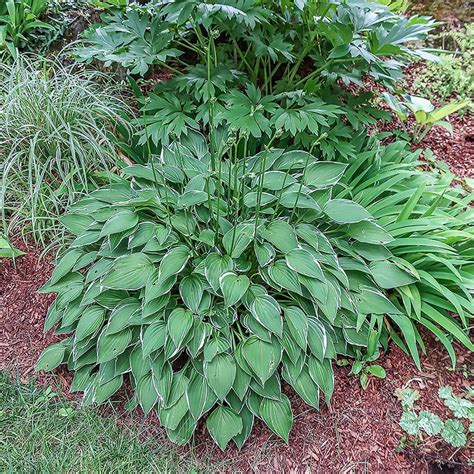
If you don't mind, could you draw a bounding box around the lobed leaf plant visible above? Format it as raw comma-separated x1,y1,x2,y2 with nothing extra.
36,130,428,449
77,0,437,85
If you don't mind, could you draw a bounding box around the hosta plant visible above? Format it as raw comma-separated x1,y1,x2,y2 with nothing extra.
36,132,421,449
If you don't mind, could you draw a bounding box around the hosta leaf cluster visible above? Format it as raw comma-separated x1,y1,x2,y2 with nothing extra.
36,132,431,449
34,0,474,452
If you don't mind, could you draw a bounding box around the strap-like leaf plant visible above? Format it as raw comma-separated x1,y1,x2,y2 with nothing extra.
36,130,427,449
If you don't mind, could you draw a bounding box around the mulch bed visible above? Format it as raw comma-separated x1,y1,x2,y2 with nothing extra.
1,242,472,472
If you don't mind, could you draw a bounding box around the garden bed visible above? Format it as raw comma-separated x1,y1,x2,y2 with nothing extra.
1,241,472,472
1,0,472,471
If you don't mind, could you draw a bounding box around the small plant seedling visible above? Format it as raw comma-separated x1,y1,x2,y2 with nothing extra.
383,93,471,143
338,344,387,389
0,235,24,258
395,384,473,449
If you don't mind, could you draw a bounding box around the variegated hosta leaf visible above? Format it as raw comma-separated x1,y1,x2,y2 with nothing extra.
36,133,472,451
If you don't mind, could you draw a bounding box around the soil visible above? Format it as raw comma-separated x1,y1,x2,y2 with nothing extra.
1,243,472,473
400,63,474,180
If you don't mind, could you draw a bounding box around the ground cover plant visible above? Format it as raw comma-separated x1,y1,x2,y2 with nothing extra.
31,0,473,450
395,384,473,449
411,22,474,107
0,55,131,248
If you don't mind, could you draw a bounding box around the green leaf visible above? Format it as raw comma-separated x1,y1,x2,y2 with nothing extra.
286,365,319,409
35,343,66,371
142,321,167,357
179,275,203,312
304,162,347,189
268,260,302,294
261,171,297,190
204,253,233,292
75,306,105,342
323,199,371,224
178,190,208,208
166,413,196,446
186,372,209,420
203,337,230,362
242,336,281,385
285,248,323,280
259,396,293,443
97,329,132,363
204,353,236,401
441,419,467,448
356,287,402,315
59,214,95,235
254,241,275,267
167,308,193,348
233,366,251,400
95,375,123,403
0,236,24,258
220,272,250,307
366,365,386,379
159,395,189,430
444,395,473,419
206,406,243,451
284,306,308,350
308,357,334,405
232,406,254,449
369,261,417,289
102,253,154,290
250,294,283,337
347,221,393,244
99,210,138,237
48,249,84,286
222,223,254,258
259,221,299,253
159,246,190,280
400,411,421,436
418,410,443,436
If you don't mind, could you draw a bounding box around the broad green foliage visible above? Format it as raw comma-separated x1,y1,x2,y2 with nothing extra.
34,0,473,451
37,130,428,449
0,56,131,247
0,0,52,58
37,131,473,448
337,137,474,367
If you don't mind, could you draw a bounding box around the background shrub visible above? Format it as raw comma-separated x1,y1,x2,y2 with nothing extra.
411,23,474,108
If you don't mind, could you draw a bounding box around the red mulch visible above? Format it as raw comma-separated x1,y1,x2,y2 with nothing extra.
401,62,474,179
1,243,472,472
379,112,474,180
416,114,474,179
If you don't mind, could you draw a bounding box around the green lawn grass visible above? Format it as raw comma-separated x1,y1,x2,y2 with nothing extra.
0,371,209,473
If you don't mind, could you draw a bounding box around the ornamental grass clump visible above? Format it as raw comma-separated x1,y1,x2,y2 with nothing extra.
0,56,131,246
